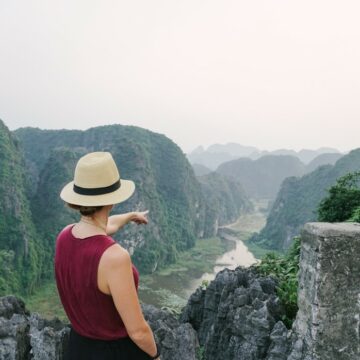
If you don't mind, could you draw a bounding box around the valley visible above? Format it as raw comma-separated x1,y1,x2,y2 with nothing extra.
23,199,270,320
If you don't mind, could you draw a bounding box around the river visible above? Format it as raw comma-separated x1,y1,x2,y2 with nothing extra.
138,231,259,311
137,203,267,311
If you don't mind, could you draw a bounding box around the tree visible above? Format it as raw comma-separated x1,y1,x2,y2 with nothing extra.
317,171,360,222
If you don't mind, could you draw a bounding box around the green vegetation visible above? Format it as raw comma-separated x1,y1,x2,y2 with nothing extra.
0,120,252,298
349,207,360,222
0,120,43,296
256,236,301,329
197,172,254,238
21,280,67,321
317,171,360,222
251,148,360,251
151,236,228,276
196,345,205,360
14,125,252,276
223,202,281,259
255,169,360,329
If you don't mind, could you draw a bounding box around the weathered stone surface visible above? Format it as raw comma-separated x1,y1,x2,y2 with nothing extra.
29,314,70,360
266,321,291,360
142,303,200,360
180,266,291,360
0,296,69,360
0,296,31,360
0,296,199,359
288,222,360,360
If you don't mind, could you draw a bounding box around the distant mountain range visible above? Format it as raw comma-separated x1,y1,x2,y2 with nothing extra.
192,152,344,200
249,148,360,251
188,143,345,170
215,153,344,199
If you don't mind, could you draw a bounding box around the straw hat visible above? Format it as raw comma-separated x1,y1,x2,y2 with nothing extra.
60,152,135,206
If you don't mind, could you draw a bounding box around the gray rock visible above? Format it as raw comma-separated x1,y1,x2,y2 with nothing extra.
180,266,290,360
0,297,31,359
142,302,200,360
266,321,291,360
29,313,70,360
0,313,30,360
0,296,199,360
0,296,70,360
287,222,360,360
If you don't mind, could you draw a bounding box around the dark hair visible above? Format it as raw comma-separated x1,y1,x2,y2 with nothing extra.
67,203,104,216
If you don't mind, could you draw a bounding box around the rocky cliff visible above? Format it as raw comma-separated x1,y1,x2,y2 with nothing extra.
179,266,290,360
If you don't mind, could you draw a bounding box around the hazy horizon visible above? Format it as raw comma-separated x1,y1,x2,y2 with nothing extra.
6,120,352,155
1,0,359,153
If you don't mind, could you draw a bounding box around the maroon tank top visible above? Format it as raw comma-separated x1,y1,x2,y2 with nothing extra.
54,224,139,340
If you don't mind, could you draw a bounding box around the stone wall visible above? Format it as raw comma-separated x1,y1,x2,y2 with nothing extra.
288,222,360,360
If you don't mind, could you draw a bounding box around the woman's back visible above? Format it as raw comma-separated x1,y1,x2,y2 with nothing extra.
55,224,140,340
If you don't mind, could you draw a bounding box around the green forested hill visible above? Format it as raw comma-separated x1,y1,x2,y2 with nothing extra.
216,155,305,199
0,121,42,295
250,148,360,251
14,125,204,274
7,124,252,287
197,172,254,237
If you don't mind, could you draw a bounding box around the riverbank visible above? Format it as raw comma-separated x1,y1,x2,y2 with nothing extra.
138,236,230,312
221,200,282,259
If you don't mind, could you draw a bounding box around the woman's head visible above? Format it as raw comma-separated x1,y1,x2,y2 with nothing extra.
60,152,135,207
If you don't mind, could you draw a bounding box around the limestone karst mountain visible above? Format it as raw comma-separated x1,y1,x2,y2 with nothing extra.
0,120,40,296
250,148,360,251
0,120,253,296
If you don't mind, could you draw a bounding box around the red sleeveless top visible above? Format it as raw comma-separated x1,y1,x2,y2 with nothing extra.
54,224,139,340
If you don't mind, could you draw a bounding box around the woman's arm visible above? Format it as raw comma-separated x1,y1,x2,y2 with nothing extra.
103,245,159,358
107,210,149,235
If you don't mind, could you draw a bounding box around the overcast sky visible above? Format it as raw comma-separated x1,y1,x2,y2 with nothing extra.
0,0,359,153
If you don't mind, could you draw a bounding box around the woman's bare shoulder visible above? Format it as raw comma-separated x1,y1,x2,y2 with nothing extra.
102,243,130,268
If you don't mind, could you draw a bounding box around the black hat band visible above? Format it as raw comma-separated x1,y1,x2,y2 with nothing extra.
73,179,121,196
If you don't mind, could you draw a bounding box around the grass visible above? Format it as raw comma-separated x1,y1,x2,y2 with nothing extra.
161,237,228,274
21,280,67,321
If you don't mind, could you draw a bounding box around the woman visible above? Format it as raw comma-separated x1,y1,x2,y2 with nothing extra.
55,151,161,360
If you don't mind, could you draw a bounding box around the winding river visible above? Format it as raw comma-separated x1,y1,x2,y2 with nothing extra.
138,231,258,311
138,204,267,311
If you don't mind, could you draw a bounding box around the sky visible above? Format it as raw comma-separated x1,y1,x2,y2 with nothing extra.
0,0,359,153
